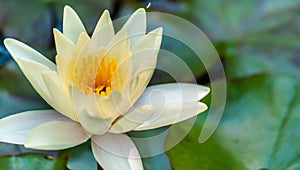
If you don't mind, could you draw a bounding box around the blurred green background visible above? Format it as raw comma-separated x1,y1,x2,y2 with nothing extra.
0,0,300,169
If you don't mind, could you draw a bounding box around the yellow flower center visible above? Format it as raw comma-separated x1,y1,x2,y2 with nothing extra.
70,55,118,96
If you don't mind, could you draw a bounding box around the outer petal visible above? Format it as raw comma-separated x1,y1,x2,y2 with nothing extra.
91,133,143,170
25,120,90,150
11,58,54,107
0,110,68,145
109,105,157,133
4,38,56,70
135,83,210,107
53,28,76,60
63,5,86,43
134,102,208,131
121,8,146,46
78,109,111,135
92,10,115,47
42,71,77,121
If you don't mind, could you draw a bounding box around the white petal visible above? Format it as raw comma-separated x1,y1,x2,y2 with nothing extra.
97,91,125,119
0,110,68,145
78,109,111,135
53,28,76,60
135,83,210,107
117,28,163,104
121,8,146,46
63,5,86,43
91,133,143,170
25,120,90,150
69,86,123,121
4,38,56,70
69,86,101,116
109,105,157,133
106,29,130,63
134,102,208,131
42,71,77,121
92,10,115,47
13,58,54,107
118,48,157,105
132,27,163,53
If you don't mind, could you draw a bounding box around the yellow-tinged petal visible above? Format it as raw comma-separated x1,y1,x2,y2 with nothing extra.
97,90,125,119
0,110,69,145
118,28,163,104
25,120,90,150
75,32,90,56
134,102,207,131
53,28,76,60
69,86,102,117
63,5,86,43
4,38,56,70
78,109,111,135
42,71,77,121
132,27,163,52
53,28,76,87
13,58,54,107
76,38,100,60
106,29,130,64
121,8,146,46
127,63,155,104
91,133,143,170
92,10,115,47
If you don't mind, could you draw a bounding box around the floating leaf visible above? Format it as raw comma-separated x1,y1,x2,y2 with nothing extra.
0,153,67,170
60,141,97,170
167,74,300,169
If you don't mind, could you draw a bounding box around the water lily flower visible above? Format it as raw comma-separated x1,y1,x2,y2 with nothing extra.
0,5,209,170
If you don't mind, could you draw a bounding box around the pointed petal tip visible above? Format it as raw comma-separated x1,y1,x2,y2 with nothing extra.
200,102,208,112
3,38,20,50
201,86,210,98
103,9,110,16
150,27,163,35
135,8,146,14
3,38,14,46
64,5,73,12
53,28,59,34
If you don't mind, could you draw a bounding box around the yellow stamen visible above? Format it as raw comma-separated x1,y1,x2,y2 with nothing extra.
70,55,118,96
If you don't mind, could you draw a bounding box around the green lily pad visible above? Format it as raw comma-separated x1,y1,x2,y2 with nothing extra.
0,153,68,170
191,0,300,79
60,141,97,170
167,74,300,169
0,90,48,118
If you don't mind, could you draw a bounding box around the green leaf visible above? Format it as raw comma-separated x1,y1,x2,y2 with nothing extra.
167,74,300,169
0,63,40,96
128,128,172,170
0,153,68,170
191,0,300,79
0,91,48,118
60,141,97,170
